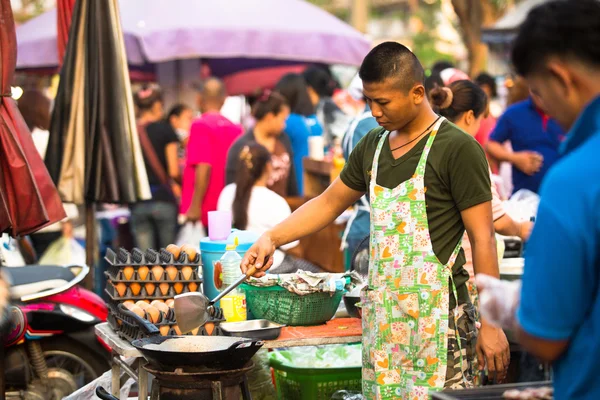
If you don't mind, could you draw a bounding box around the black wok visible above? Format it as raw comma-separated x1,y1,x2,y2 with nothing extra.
125,305,263,370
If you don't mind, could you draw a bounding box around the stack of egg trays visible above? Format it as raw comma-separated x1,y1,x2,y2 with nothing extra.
104,247,203,302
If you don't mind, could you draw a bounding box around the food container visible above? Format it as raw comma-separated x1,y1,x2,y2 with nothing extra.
500,257,524,280
220,319,284,340
430,381,552,400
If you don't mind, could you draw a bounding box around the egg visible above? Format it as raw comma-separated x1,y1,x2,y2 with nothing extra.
165,299,175,308
188,282,198,292
122,266,134,281
165,266,178,281
123,300,135,309
159,283,170,296
181,266,193,281
136,301,150,310
191,327,200,336
173,325,182,335
146,306,161,324
115,283,127,297
151,301,170,314
165,244,181,260
137,266,149,281
204,322,214,336
173,282,184,294
130,305,145,319
151,266,164,281
180,245,198,262
145,283,156,296
130,283,141,296
159,325,171,336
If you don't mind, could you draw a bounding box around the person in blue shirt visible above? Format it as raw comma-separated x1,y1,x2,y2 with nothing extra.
476,1,600,398
275,73,322,195
487,96,564,194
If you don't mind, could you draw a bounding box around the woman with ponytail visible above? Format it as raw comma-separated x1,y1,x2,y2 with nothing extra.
429,80,532,307
218,142,321,273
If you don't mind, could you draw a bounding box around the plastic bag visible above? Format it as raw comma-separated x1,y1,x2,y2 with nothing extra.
176,221,205,247
331,391,365,400
247,349,277,400
39,236,86,266
476,274,521,330
503,189,540,222
63,368,135,400
0,234,25,266
270,344,362,369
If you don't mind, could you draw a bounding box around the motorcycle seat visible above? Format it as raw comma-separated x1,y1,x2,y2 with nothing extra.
5,265,76,300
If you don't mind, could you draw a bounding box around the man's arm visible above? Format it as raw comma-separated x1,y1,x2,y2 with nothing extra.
186,164,211,221
241,178,363,275
487,141,543,176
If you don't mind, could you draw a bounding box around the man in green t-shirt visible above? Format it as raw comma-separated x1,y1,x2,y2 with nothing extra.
241,42,509,398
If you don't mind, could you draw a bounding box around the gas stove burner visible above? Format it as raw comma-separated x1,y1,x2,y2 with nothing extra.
145,362,254,400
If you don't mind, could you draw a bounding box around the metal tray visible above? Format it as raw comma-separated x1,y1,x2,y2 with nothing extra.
220,319,285,340
431,381,552,400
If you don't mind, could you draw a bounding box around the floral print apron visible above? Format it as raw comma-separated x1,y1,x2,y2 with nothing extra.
361,117,465,399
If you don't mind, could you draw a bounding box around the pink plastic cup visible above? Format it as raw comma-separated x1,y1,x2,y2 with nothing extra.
208,211,232,241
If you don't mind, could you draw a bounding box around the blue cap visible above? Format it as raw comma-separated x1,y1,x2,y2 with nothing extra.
199,230,259,252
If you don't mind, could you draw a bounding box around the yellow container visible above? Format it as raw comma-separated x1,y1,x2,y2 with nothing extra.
220,293,247,322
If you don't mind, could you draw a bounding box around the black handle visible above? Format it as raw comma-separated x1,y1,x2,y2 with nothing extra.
117,303,160,337
231,339,264,350
96,386,119,400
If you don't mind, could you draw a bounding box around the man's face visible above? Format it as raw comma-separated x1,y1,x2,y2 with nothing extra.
526,65,582,131
362,78,421,131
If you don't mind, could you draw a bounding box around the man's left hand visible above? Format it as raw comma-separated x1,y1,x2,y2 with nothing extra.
476,323,510,383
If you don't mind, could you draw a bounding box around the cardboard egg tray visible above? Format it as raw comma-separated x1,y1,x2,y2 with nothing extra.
104,247,203,302
108,303,225,342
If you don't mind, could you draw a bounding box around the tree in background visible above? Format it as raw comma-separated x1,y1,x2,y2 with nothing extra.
12,0,52,24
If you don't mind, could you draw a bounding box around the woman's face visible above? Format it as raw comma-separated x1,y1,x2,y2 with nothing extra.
171,108,194,132
456,110,484,137
267,105,290,135
151,100,165,120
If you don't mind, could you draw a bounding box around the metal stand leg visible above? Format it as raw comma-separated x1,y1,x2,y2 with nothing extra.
138,359,149,400
150,379,160,400
211,381,222,399
111,352,121,397
240,376,252,400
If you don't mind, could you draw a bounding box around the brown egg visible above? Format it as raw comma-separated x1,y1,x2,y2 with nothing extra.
204,322,214,336
151,301,170,314
180,245,198,262
123,300,135,309
136,301,150,310
165,266,178,281
138,300,150,305
165,244,181,260
151,266,164,281
137,266,149,281
130,283,141,296
165,299,175,308
174,282,184,294
188,282,198,292
130,306,145,319
173,325,182,335
159,282,170,296
159,325,171,336
145,283,156,296
123,266,134,281
115,283,127,297
146,306,161,324
181,266,193,281
191,327,200,336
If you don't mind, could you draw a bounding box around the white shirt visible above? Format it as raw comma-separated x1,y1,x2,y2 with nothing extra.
217,184,299,270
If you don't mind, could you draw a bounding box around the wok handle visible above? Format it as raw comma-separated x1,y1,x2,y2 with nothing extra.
231,339,265,350
117,304,160,337
96,386,119,400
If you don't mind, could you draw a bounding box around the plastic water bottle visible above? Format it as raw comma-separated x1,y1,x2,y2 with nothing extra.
218,241,247,322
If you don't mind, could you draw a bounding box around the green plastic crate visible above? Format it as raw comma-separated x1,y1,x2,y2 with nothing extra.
270,357,362,400
241,283,344,326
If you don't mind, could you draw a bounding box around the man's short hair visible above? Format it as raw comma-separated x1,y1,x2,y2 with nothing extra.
512,0,600,77
358,42,425,92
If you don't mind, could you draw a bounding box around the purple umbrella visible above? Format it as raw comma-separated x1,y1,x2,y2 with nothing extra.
16,0,371,71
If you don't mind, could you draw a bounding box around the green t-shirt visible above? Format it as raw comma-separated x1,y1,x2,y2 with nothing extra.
340,120,492,308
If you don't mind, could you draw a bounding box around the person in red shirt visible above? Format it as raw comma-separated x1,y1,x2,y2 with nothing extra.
181,78,243,226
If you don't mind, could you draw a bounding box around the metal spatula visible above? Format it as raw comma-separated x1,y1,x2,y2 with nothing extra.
174,265,258,334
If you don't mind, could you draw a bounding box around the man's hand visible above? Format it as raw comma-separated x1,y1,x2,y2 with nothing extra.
240,233,276,278
511,151,543,176
476,323,510,383
186,207,201,223
518,220,534,241
61,221,74,238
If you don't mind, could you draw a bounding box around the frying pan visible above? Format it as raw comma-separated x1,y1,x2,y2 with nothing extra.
125,304,263,370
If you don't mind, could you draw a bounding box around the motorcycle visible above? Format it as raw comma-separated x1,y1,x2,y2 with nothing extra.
2,264,110,400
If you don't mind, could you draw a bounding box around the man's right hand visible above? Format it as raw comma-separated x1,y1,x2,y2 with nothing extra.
240,233,276,278
511,151,543,176
186,207,201,223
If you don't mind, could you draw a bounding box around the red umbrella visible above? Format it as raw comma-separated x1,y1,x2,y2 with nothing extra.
0,0,65,236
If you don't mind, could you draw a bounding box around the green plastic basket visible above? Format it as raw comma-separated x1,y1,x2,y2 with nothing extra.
270,357,362,400
241,284,344,326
